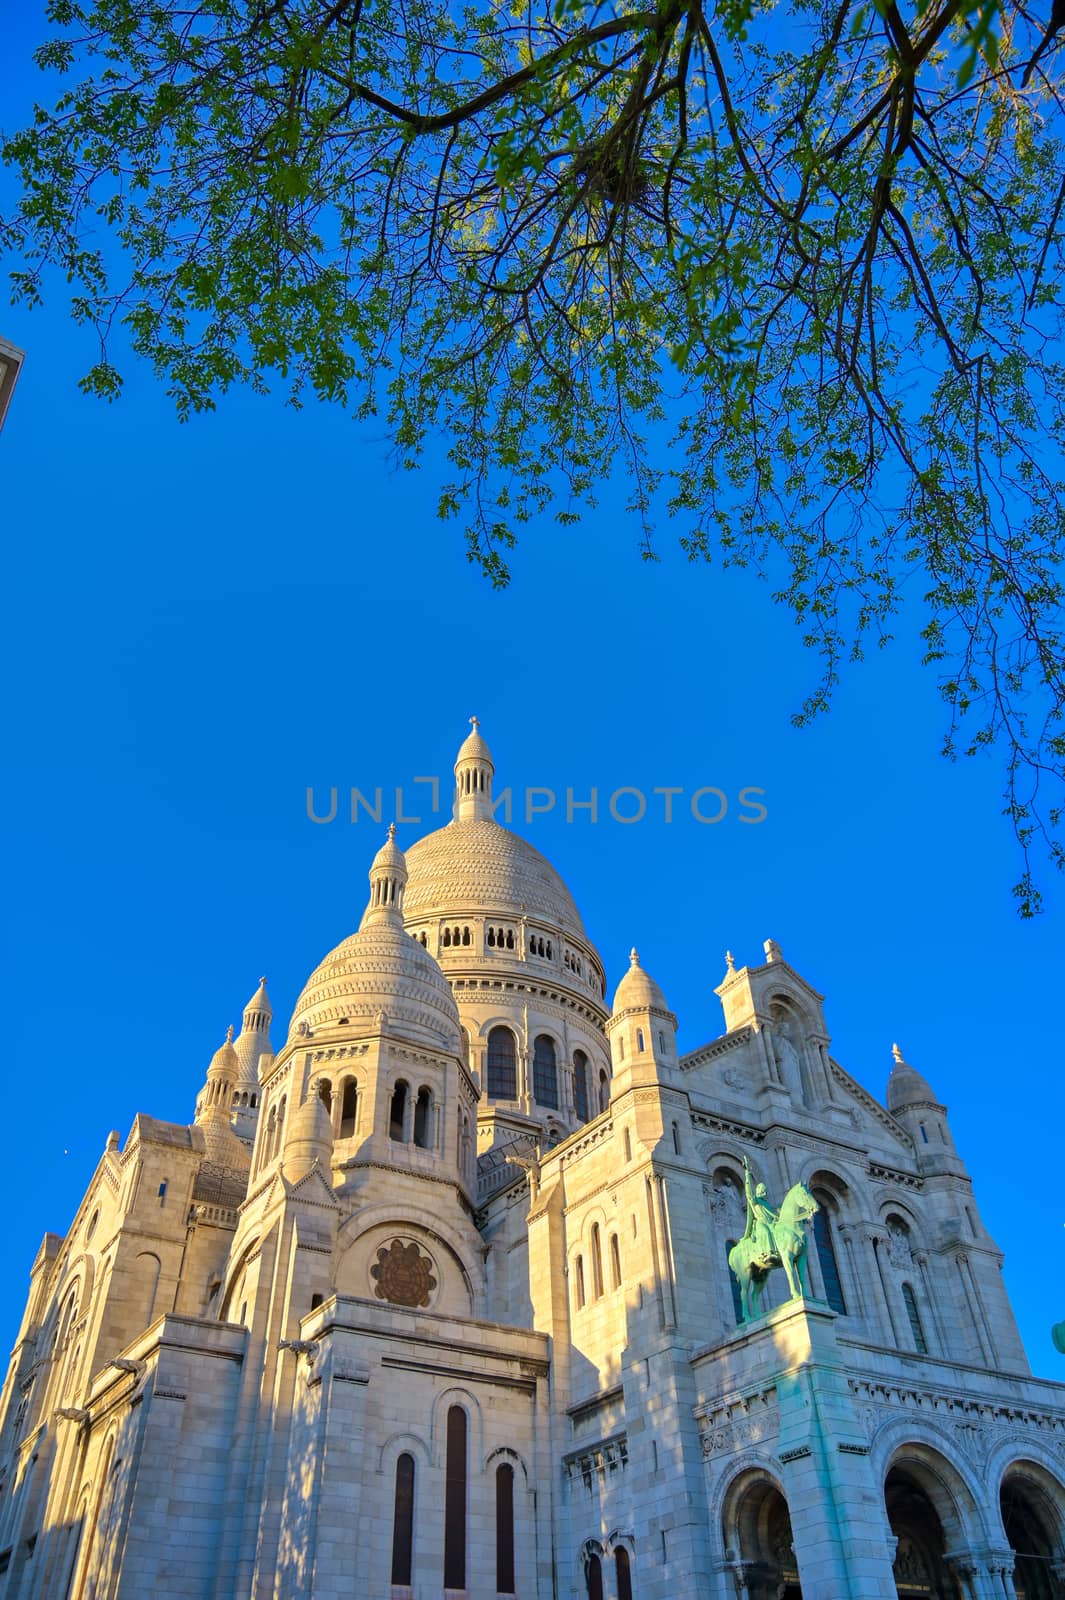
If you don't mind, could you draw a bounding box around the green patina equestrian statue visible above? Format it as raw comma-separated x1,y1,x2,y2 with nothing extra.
728,1155,819,1323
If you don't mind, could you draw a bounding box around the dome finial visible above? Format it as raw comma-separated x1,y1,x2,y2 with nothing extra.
387,821,397,841
892,1041,904,1063
630,947,640,966
470,714,479,731
225,1023,234,1043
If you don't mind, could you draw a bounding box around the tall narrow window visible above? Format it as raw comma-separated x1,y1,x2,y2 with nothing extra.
586,1553,604,1600
574,1256,586,1309
318,1078,333,1113
391,1453,415,1585
389,1081,408,1141
615,1547,633,1600
443,1406,467,1589
637,1028,645,1052
339,1079,357,1139
725,1241,743,1325
610,1234,622,1290
573,1050,589,1121
902,1282,928,1353
495,1463,515,1594
591,1224,604,1299
486,1027,517,1098
813,1204,846,1314
533,1035,558,1109
413,1087,432,1149
598,1069,609,1112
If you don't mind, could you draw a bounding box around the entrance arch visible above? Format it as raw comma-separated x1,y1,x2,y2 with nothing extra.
885,1455,968,1599
999,1462,1065,1599
723,1470,801,1599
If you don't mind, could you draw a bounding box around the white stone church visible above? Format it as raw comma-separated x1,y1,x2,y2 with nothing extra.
2,724,1064,1600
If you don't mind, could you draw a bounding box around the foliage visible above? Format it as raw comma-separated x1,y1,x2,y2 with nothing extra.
3,0,1065,906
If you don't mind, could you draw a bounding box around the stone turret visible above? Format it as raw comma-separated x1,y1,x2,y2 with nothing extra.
607,948,680,1095
281,1079,334,1183
452,715,494,822
233,977,272,1142
194,1027,251,1170
886,1042,963,1170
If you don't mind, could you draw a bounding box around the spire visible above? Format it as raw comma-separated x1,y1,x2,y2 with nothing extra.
234,976,274,1087
360,825,409,928
453,716,495,822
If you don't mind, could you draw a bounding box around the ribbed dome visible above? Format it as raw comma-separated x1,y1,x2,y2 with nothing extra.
612,948,670,1014
404,818,585,935
289,921,462,1051
886,1043,939,1112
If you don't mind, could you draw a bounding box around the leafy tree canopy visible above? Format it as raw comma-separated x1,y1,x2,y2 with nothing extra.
3,0,1064,907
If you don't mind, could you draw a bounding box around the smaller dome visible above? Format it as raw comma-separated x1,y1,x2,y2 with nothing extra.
207,1029,239,1080
290,923,462,1051
612,948,670,1014
371,822,406,874
456,717,493,766
886,1043,939,1112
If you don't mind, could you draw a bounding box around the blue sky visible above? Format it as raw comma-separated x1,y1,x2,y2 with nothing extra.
2,0,1063,1378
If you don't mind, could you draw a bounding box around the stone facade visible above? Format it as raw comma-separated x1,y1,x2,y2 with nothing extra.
1,724,1064,1600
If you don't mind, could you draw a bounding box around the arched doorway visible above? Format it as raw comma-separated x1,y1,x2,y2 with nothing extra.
725,1473,802,1599
1000,1466,1065,1599
886,1463,962,1599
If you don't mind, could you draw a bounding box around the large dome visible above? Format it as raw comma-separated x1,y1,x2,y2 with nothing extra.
404,818,586,936
289,921,462,1051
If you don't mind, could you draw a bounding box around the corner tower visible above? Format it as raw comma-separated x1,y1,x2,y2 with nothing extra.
403,722,612,1158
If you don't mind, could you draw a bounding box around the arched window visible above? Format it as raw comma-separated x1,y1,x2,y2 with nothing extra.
591,1224,604,1299
443,1405,467,1589
610,1234,622,1290
586,1553,604,1600
413,1086,432,1148
901,1282,928,1353
573,1050,589,1121
574,1256,586,1309
486,1027,517,1098
274,1095,287,1159
487,927,496,947
317,1078,332,1113
495,1462,515,1594
389,1081,408,1141
637,1028,645,1052
725,1240,744,1324
533,1035,558,1109
461,926,471,945
624,1128,632,1162
812,1204,846,1314
615,1547,633,1600
443,927,452,947
671,1121,681,1155
339,1079,357,1139
391,1452,415,1585
598,1069,609,1112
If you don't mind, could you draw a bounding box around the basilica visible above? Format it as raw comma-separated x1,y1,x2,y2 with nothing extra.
1,723,1064,1600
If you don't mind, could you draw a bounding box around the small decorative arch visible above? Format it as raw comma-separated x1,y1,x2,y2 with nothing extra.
413,1085,433,1149
338,1076,358,1139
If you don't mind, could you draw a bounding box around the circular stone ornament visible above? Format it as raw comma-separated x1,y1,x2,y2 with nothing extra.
370,1238,438,1307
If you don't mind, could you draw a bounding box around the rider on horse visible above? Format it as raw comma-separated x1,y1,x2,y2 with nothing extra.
743,1154,779,1266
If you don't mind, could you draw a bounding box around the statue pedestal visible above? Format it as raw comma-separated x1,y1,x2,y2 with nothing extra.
693,1300,899,1599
